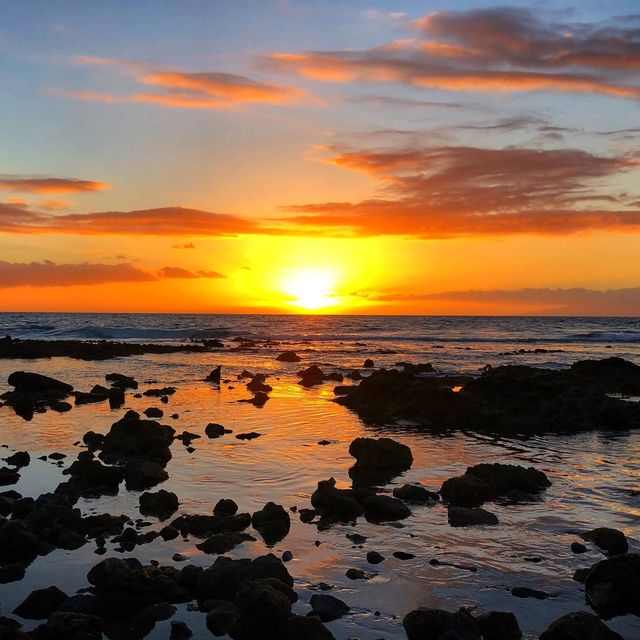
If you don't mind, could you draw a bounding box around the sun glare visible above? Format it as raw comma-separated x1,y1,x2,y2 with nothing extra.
282,268,337,311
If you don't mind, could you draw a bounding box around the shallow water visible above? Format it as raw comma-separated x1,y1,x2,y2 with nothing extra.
0,315,639,638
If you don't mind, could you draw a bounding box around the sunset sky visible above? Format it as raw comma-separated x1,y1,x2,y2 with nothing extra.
2,0,640,315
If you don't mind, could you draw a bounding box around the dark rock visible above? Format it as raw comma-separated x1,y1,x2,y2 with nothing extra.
205,366,222,383
276,351,301,362
393,483,439,503
170,620,193,640
197,532,256,554
38,611,103,640
125,460,169,490
311,478,363,521
278,615,336,639
82,431,104,450
362,494,411,522
571,542,588,554
238,391,270,407
584,552,640,617
214,499,238,516
0,467,20,485
348,437,413,486
106,373,138,389
143,387,176,397
230,578,291,637
298,365,325,387
393,551,415,560
144,407,164,418
205,600,239,636
367,551,384,564
363,359,374,368
582,527,628,555
50,401,72,412
309,593,349,622
205,423,232,438
236,432,262,440
540,611,623,640
5,451,30,467
345,568,366,580
139,490,179,520
7,371,72,394
511,587,549,599
252,502,291,545
474,611,522,640
0,563,26,583
14,586,68,619
448,505,499,527
282,550,293,562
403,607,480,640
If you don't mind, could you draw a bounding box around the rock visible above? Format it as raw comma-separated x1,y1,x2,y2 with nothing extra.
252,502,291,545
196,532,256,554
309,593,350,621
205,600,240,636
448,505,499,527
48,452,66,460
367,551,384,564
125,460,169,490
236,432,262,440
8,371,72,394
278,615,336,639
362,494,411,522
14,586,69,619
540,611,623,640
143,387,176,397
0,563,26,583
238,391,270,407
0,467,20,485
441,463,550,507
170,620,193,640
0,520,40,563
474,611,522,640
205,423,232,438
393,483,439,503
5,451,30,467
393,551,415,560
144,407,164,418
403,607,480,640
214,499,238,516
584,552,640,617
50,401,72,412
276,351,301,362
349,437,413,470
160,525,179,541
74,385,112,405
310,478,364,521
282,550,293,562
231,578,292,637
582,527,628,555
106,373,138,389
82,431,104,450
345,568,366,580
205,365,222,383
571,542,588,554
139,490,179,520
298,365,325,387
511,586,549,599
63,457,124,495
363,359,374,368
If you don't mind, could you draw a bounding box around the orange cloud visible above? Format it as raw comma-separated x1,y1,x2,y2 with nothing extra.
0,176,109,194
0,260,226,288
264,8,640,99
41,199,70,210
63,57,306,109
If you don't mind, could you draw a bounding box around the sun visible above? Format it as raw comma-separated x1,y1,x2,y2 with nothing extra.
282,268,338,311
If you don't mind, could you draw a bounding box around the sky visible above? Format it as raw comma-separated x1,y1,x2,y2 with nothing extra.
1,0,640,315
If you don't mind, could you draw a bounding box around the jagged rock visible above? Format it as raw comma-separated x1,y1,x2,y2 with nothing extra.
311,478,364,521
448,506,499,527
539,611,623,640
205,366,222,383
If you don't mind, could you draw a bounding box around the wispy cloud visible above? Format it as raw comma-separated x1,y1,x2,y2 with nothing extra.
0,175,109,194
264,7,640,99
61,56,307,109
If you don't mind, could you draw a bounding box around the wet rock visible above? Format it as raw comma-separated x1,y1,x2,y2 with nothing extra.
511,587,549,599
143,387,176,397
214,499,238,516
276,351,301,362
125,460,169,490
278,615,336,640
5,451,30,467
298,365,325,387
144,406,164,418
584,552,640,617
540,611,623,640
171,512,251,538
205,365,222,383
0,519,40,563
393,483,439,503
205,600,240,636
311,478,364,521
582,527,628,555
348,437,413,487
474,611,522,640
160,525,179,541
50,401,72,412
8,372,73,394
309,594,350,622
252,502,291,545
205,423,232,438
82,431,104,450
100,410,175,466
363,359,374,369
345,568,366,580
362,494,411,523
106,373,138,389
247,374,272,393
282,550,293,562
139,490,179,520
74,385,112,405
367,551,384,564
441,463,550,507
448,505,499,527
35,611,103,640
403,607,480,640
48,452,66,461
0,563,26,583
317,440,331,446
14,586,69,619
236,432,262,440
231,578,292,637
238,391,270,407
393,551,415,560
196,532,256,554
170,620,193,640
0,467,20,485
63,457,124,495
571,542,588,554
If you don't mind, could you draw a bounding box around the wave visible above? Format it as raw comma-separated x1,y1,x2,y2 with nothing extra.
571,331,640,343
38,325,232,341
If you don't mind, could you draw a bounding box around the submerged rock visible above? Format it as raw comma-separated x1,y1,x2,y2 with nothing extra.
447,506,499,527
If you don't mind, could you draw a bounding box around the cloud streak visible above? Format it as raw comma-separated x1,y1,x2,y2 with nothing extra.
0,176,109,194
0,260,226,288
264,7,640,99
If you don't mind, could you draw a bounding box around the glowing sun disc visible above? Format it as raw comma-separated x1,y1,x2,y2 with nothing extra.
282,269,337,310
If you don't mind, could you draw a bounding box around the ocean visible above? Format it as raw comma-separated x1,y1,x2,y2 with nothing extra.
0,313,638,639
